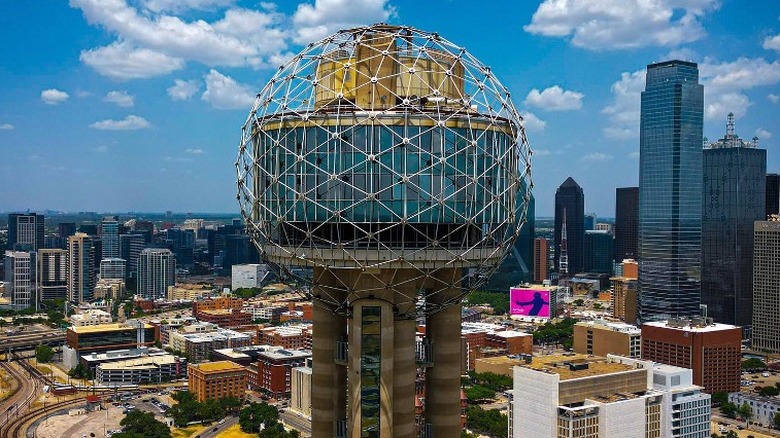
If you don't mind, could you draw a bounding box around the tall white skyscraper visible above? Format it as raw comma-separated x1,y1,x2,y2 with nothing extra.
4,251,37,311
138,248,175,300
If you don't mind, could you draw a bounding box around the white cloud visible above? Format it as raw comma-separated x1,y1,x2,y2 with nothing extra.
581,152,613,162
41,89,70,105
665,47,699,62
80,41,185,79
90,115,151,130
201,69,255,109
533,149,552,157
524,0,719,50
769,93,780,103
71,0,287,73
524,86,584,111
142,0,235,13
185,148,205,154
168,79,200,100
0,123,14,130
292,0,394,44
519,111,546,132
700,57,780,120
628,151,640,159
601,69,645,140
103,90,135,107
755,128,772,140
764,33,780,52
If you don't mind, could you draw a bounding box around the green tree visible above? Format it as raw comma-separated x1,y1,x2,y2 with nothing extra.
738,402,753,424
742,358,766,371
469,372,513,392
464,385,496,402
711,392,729,407
759,386,779,397
219,395,243,413
466,406,507,438
113,410,171,438
35,344,54,363
721,402,737,419
239,402,279,433
198,398,225,422
774,411,780,429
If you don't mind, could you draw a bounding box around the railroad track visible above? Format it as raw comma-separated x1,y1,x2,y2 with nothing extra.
0,362,40,434
2,397,84,438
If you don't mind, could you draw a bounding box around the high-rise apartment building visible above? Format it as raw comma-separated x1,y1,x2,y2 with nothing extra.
641,319,741,393
752,220,780,353
614,187,639,262
101,216,119,259
533,237,548,283
119,233,145,279
3,251,37,311
638,60,704,322
701,114,766,326
137,248,175,300
57,222,77,249
7,213,44,252
554,177,584,275
68,233,95,303
100,258,127,281
38,248,68,301
766,174,779,218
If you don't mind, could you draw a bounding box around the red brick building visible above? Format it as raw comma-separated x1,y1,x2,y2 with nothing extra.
256,347,311,397
258,324,312,350
193,296,251,328
641,319,741,393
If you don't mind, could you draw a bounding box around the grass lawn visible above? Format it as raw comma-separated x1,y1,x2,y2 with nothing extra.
216,424,254,438
171,424,207,438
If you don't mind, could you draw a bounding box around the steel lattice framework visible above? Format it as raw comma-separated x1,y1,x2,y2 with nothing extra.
237,24,532,317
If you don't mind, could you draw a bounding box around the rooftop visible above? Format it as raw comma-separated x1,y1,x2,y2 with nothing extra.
70,322,153,334
522,354,636,381
577,320,641,334
191,361,244,373
98,354,180,371
643,319,740,333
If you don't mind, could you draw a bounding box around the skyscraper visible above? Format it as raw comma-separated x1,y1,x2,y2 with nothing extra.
766,174,779,218
614,187,639,262
701,113,766,326
68,232,95,303
554,177,584,275
583,230,614,274
119,233,146,279
533,237,548,283
137,248,176,300
3,251,37,311
8,213,44,252
101,216,120,259
38,248,68,301
752,220,780,353
638,60,704,322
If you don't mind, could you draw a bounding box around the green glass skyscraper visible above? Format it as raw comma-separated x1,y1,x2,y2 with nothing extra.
638,60,704,322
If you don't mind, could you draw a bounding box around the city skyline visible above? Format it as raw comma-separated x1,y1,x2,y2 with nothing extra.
2,1,780,216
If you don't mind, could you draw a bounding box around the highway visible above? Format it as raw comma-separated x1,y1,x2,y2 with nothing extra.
0,330,65,352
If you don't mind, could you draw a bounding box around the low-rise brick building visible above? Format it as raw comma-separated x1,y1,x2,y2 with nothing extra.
188,361,247,402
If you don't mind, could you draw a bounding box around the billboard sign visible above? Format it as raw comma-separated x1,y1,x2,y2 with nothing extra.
510,288,551,318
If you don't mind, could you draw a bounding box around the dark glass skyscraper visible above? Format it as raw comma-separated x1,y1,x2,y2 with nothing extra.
701,117,766,326
638,60,703,322
8,213,44,252
766,174,779,218
615,187,639,262
584,230,614,274
555,177,584,275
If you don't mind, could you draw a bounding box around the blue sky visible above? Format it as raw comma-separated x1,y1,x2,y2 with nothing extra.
1,0,779,217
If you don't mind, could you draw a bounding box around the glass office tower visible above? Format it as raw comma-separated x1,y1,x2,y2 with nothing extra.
702,116,765,327
638,60,704,322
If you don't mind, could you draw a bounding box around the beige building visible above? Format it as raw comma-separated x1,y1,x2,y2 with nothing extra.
70,309,113,326
290,359,312,418
168,283,214,301
610,276,637,324
511,354,711,438
753,220,780,353
94,278,125,301
474,355,527,377
573,320,641,358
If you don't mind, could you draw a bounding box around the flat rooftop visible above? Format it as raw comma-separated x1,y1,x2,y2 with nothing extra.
643,320,740,332
523,354,635,381
577,320,641,334
71,322,154,334
99,354,179,371
191,361,244,373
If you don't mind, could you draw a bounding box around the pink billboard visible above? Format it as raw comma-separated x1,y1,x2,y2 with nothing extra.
510,288,550,318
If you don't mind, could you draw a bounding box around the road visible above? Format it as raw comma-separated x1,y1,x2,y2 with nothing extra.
198,416,239,438
280,410,311,437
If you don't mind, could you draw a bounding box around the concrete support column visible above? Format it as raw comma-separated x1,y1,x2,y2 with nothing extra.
393,317,417,438
311,269,347,438
425,276,462,437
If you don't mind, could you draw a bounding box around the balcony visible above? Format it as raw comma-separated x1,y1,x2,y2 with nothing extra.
335,340,348,365
335,418,348,438
416,338,434,367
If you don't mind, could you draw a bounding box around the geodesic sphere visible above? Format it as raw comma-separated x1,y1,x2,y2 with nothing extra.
237,24,532,313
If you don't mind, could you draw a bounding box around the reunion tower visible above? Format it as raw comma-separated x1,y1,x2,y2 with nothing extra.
237,24,532,438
